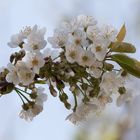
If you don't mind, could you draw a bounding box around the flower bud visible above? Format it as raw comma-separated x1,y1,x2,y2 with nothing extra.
118,87,126,95
0,82,14,95
30,92,37,99
104,62,114,71
49,85,57,97
10,54,15,63
121,70,128,77
64,101,71,110
22,103,29,110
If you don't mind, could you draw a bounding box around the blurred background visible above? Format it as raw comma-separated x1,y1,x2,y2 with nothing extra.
0,0,140,140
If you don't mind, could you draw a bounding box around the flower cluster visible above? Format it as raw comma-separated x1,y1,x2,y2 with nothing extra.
1,25,47,121
0,15,139,123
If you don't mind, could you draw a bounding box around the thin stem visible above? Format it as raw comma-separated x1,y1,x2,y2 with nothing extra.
15,89,25,104
113,69,120,72
83,77,93,86
77,80,93,88
15,89,31,103
73,92,77,112
77,85,86,97
15,87,30,95
52,55,60,61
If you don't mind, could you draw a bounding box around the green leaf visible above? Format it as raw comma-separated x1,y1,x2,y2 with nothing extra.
117,24,126,42
110,42,136,53
111,54,140,78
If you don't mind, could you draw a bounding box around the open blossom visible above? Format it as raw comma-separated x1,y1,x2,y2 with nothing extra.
66,97,109,125
25,52,45,74
88,61,103,78
66,102,98,124
6,63,20,85
8,26,32,48
60,18,80,33
23,25,47,52
67,30,88,47
77,15,97,28
116,88,138,106
65,45,80,63
48,29,67,48
19,87,47,121
78,50,95,67
8,33,24,48
19,104,44,121
16,61,35,86
20,26,32,38
86,26,101,45
101,25,118,47
100,71,124,94
90,44,107,61
19,109,35,121
35,87,47,105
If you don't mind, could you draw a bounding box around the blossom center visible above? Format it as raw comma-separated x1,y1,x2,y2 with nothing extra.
33,45,39,50
32,59,39,66
69,51,76,59
75,39,81,46
82,56,88,62
95,46,102,52
26,73,32,78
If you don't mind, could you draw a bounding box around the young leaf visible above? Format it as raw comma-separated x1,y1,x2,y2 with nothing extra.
110,42,136,53
111,54,140,78
117,24,126,42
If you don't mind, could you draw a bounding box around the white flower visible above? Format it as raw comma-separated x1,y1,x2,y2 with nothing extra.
100,71,124,95
90,44,107,61
19,87,47,121
65,45,80,63
66,112,82,125
66,102,98,124
98,93,113,106
19,109,35,121
77,15,97,28
8,33,24,48
16,61,35,86
78,50,95,67
6,63,20,85
60,18,79,33
117,89,137,107
48,29,67,48
20,26,32,38
100,25,117,47
68,30,88,47
24,52,45,74
86,26,101,45
23,25,47,52
31,104,43,116
88,61,103,78
35,87,47,105
19,104,44,121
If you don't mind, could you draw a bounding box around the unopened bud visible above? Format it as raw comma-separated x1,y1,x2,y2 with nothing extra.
121,70,128,77
30,92,37,99
64,101,71,110
49,85,57,97
118,87,126,95
10,54,15,63
104,62,114,71
22,103,29,110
